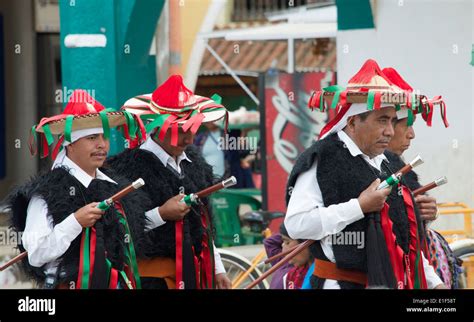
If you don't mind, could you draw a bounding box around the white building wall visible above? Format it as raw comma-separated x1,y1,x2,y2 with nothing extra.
336,0,473,231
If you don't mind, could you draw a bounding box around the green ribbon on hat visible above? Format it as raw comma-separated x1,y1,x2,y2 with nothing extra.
122,110,137,139
99,110,110,139
411,92,421,113
407,109,414,127
64,116,74,142
144,114,167,133
367,91,376,111
322,85,345,109
30,125,38,146
42,124,54,146
319,92,325,112
323,85,344,92
211,93,222,104
424,101,431,115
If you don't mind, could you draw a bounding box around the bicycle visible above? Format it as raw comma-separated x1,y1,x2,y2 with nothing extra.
217,211,284,289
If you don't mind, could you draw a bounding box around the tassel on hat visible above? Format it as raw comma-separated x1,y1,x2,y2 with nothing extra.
347,59,394,89
151,75,194,110
381,68,413,92
122,74,229,147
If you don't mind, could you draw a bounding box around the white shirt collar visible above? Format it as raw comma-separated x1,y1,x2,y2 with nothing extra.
140,136,192,169
337,131,388,171
56,156,116,188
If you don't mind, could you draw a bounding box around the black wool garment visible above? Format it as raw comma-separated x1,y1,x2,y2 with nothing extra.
6,167,151,288
106,145,215,259
286,133,423,289
383,150,425,241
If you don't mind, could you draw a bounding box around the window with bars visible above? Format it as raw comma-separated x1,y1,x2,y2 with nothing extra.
231,0,329,22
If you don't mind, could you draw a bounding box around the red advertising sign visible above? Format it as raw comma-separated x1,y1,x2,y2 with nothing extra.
263,71,336,213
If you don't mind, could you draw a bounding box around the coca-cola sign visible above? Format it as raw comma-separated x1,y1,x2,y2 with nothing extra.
263,71,335,212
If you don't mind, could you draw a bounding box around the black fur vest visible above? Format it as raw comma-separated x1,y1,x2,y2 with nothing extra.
106,144,215,259
286,134,423,272
6,166,150,287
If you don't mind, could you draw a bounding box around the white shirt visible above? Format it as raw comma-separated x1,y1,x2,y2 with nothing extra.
22,156,116,274
284,131,443,289
140,136,226,275
201,130,225,178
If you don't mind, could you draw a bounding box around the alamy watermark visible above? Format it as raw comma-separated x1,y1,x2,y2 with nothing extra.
380,89,422,105
18,296,55,315
55,86,96,104
328,231,365,249
217,134,258,154
0,227,23,247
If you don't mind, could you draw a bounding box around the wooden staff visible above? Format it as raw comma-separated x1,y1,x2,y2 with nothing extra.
183,176,237,205
246,158,438,290
377,155,423,190
0,178,145,272
245,239,314,289
413,177,447,196
0,252,27,272
198,176,237,198
264,246,298,265
262,176,447,266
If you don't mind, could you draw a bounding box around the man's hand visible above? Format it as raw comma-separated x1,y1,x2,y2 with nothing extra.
74,202,104,228
415,195,438,221
159,194,191,221
215,273,232,289
358,178,391,213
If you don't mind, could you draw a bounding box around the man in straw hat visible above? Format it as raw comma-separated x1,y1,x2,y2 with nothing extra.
107,75,231,289
382,67,460,288
284,59,446,289
6,90,149,289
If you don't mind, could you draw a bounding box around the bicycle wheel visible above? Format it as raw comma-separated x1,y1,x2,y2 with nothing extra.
450,239,474,289
218,249,268,289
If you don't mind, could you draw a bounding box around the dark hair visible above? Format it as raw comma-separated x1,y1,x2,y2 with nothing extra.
356,111,371,121
279,222,289,237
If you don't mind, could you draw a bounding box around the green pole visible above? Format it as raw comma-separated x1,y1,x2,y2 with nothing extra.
59,0,164,155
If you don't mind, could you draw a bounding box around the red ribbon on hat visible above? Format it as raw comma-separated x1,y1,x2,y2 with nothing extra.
37,115,68,129
28,126,38,156
182,112,206,134
373,91,382,110
339,90,347,107
405,91,412,110
431,96,449,127
308,92,317,111
182,99,227,135
318,103,352,139
171,123,179,147
41,135,49,159
158,111,201,146
123,114,147,149
135,114,147,141
426,98,434,127
52,136,65,160
158,114,178,142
